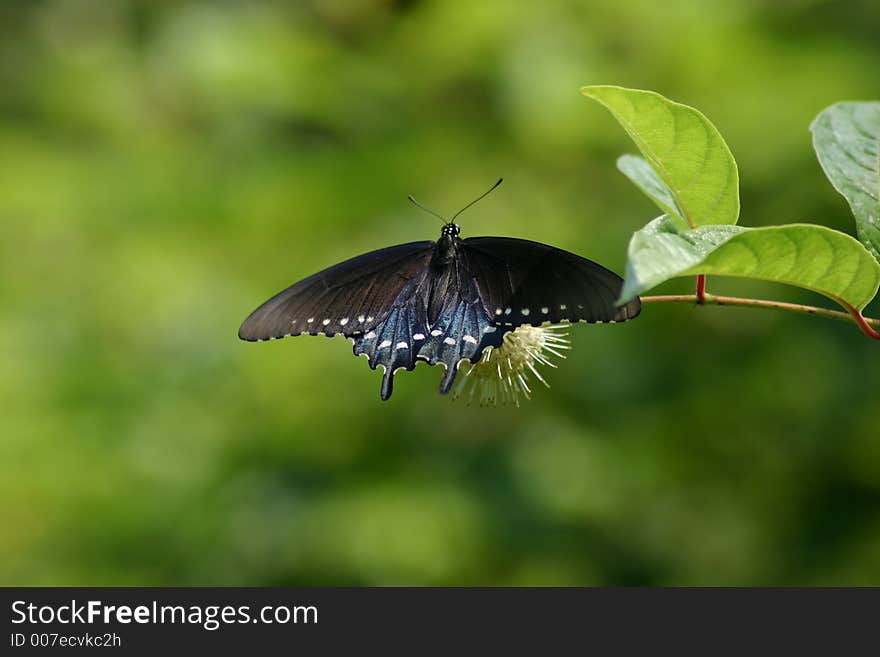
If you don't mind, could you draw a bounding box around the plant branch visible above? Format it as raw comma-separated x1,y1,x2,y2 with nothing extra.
640,293,880,339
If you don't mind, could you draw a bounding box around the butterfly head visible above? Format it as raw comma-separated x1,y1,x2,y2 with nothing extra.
440,223,461,239
436,222,461,262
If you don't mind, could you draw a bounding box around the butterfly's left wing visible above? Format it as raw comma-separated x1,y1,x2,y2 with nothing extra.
459,236,640,326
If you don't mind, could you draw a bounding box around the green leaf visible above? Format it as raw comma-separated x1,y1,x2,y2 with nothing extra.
621,216,880,311
582,85,740,227
810,101,880,262
620,216,742,301
617,154,685,226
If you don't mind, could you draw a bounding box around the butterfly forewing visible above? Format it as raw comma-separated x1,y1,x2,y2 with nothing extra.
460,237,640,326
238,241,434,341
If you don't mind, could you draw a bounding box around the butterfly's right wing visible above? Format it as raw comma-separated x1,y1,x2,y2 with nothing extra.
238,241,435,341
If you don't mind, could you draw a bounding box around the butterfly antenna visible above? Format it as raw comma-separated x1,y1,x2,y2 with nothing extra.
407,195,447,224
451,178,503,222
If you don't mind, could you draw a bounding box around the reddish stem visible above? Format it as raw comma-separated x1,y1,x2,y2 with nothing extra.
842,302,880,340
640,293,880,340
695,275,707,304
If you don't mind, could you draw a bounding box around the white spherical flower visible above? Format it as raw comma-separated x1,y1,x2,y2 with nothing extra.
453,324,571,406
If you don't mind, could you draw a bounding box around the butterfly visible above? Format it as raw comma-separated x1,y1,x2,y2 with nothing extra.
239,180,641,400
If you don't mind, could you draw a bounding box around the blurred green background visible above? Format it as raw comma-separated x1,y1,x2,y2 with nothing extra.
3,0,880,586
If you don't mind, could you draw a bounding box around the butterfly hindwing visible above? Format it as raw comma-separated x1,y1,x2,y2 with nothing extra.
238,241,434,341
353,262,498,400
460,237,640,326
352,295,428,400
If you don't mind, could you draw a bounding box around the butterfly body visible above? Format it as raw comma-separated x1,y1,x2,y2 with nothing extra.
240,221,640,400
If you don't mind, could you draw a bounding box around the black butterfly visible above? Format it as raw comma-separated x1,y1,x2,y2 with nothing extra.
239,181,641,400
